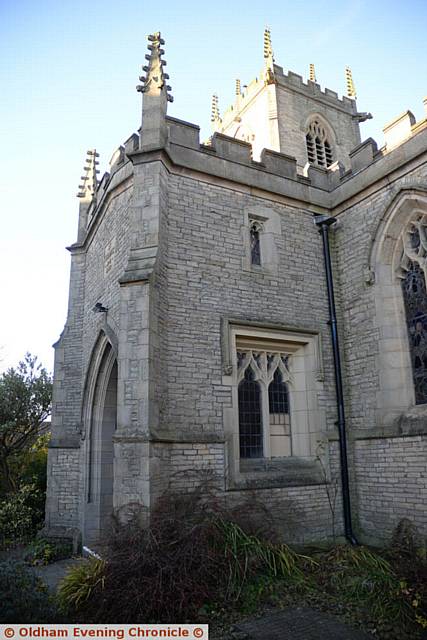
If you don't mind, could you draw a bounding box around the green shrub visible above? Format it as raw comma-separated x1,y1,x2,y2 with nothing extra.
216,518,312,599
0,561,58,622
0,484,44,548
25,538,73,566
315,545,413,625
57,558,106,612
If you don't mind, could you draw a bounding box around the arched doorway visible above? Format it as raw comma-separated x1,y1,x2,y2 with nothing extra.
83,341,117,545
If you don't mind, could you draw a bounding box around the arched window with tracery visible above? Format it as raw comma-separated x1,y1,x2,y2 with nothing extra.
400,220,427,404
306,119,334,168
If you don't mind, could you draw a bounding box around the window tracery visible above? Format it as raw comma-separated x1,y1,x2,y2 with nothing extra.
399,216,427,404
305,120,334,168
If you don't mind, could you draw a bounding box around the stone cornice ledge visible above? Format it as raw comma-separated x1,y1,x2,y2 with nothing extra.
129,145,331,209
328,414,427,441
113,430,225,444
49,436,81,449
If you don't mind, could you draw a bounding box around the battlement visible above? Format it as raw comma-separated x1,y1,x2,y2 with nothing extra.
274,65,357,113
218,62,357,132
83,98,427,238
79,21,427,242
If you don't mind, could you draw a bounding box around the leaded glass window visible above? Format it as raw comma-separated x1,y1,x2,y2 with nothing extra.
237,348,292,459
402,260,427,404
268,369,289,417
238,367,263,458
268,368,291,456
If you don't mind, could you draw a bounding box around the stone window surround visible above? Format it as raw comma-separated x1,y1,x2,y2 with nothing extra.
369,189,427,427
242,206,280,275
221,318,327,490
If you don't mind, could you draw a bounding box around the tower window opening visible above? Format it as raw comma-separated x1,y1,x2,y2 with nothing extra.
306,120,334,168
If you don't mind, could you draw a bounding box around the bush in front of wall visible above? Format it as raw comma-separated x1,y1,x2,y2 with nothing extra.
0,560,59,623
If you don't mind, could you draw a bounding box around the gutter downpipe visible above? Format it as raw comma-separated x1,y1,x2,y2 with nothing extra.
314,214,358,545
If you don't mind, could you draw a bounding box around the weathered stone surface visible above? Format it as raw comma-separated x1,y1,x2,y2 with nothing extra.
45,30,427,547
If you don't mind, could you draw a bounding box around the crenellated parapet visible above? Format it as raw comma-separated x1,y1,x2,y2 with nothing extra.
79,97,427,239
75,26,427,238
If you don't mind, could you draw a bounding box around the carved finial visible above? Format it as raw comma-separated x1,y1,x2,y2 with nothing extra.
211,94,221,123
263,26,273,63
345,66,357,99
136,31,173,102
77,149,99,201
236,79,241,96
309,63,316,83
211,94,222,132
263,26,275,84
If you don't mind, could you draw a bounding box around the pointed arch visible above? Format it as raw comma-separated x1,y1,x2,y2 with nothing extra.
368,187,427,422
367,184,427,273
302,112,337,143
81,330,118,543
303,113,336,168
80,329,118,436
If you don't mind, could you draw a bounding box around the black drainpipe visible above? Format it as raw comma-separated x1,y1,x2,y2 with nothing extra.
314,214,358,545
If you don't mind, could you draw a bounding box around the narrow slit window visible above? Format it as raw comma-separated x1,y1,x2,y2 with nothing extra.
250,221,262,266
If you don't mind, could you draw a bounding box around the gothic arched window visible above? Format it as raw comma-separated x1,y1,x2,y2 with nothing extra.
238,366,263,458
402,260,427,404
306,120,334,168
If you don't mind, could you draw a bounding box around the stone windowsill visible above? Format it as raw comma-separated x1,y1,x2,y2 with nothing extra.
230,456,326,490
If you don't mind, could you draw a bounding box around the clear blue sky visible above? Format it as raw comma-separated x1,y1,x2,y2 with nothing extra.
1,0,426,373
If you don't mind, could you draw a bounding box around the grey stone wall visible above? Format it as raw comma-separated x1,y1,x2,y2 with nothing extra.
161,174,336,434
334,165,427,539
355,435,427,541
152,171,343,541
46,78,427,546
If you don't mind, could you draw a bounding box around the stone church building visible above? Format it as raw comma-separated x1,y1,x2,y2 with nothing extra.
45,30,427,547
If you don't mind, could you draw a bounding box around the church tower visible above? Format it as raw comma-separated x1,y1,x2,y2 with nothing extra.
212,28,371,169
